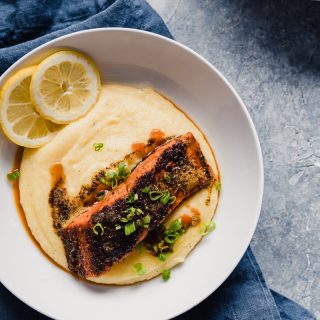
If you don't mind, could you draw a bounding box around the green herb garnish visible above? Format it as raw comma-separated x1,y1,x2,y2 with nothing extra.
93,223,104,236
149,190,163,201
120,217,128,223
126,208,136,220
141,186,151,193
162,269,170,281
106,171,116,179
143,187,174,205
118,162,126,175
133,263,146,275
142,214,151,228
126,207,136,215
163,174,171,183
93,142,104,151
164,231,180,243
99,177,109,185
143,214,151,224
118,162,130,178
168,196,176,205
136,208,143,215
161,219,183,244
111,179,118,189
7,169,20,181
144,218,188,257
125,222,136,236
99,171,118,189
115,224,122,230
105,171,118,189
169,219,182,232
158,253,167,262
160,190,171,205
200,221,216,236
100,163,130,189
215,181,221,191
96,190,106,200
127,213,135,220
127,192,138,203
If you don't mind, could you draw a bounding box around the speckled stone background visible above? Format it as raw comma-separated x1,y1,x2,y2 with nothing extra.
147,0,320,317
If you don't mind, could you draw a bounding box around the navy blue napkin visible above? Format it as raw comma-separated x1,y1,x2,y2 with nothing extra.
0,1,316,319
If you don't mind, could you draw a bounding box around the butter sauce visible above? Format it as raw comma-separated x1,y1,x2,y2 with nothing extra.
150,129,165,141
12,148,65,272
131,141,146,153
50,162,65,187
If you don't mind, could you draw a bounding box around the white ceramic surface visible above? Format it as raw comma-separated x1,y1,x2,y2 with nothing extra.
0,29,263,320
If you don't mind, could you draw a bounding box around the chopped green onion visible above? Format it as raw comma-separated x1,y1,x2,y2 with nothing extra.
215,181,221,191
7,169,20,181
162,269,170,281
136,208,143,215
99,177,109,185
136,219,142,226
125,222,136,236
120,217,128,223
169,219,182,232
158,253,167,262
100,164,131,189
160,191,171,205
200,221,216,236
142,214,151,225
163,174,172,183
118,162,126,175
141,186,151,194
127,192,138,203
115,224,122,230
149,190,163,201
96,190,106,200
93,142,104,151
133,263,146,275
111,178,118,189
158,242,169,252
127,213,135,220
168,196,176,205
93,223,104,236
126,207,136,215
127,211,136,220
118,162,130,178
106,171,117,179
104,171,118,189
164,232,180,244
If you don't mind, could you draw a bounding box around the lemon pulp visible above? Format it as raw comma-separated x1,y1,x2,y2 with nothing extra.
0,66,58,148
31,51,101,124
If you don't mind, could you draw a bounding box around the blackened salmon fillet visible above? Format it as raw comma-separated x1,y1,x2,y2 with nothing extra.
60,132,213,278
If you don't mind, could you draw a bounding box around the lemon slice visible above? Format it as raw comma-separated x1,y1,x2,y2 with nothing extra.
30,50,101,124
0,66,58,148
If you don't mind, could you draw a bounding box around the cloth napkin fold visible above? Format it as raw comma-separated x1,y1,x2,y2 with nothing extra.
0,0,316,319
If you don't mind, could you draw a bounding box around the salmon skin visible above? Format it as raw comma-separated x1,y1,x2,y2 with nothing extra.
60,132,213,278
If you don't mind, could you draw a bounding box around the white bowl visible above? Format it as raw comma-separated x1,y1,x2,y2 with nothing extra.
0,28,263,320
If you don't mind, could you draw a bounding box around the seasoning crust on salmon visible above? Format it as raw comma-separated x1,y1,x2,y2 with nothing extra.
60,132,214,278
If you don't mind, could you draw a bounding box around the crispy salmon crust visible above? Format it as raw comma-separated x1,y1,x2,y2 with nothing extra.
60,132,213,278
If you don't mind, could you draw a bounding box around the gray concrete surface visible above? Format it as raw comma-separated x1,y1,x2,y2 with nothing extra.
147,0,320,317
